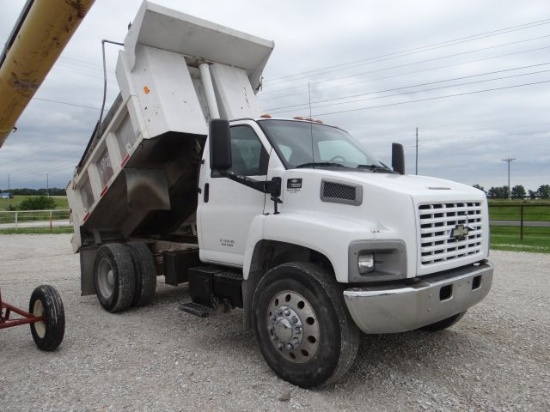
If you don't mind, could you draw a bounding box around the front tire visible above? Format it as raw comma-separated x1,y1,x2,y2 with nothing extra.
29,285,65,351
252,262,360,388
94,243,135,313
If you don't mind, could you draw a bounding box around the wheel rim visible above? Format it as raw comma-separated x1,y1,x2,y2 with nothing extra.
32,299,46,338
97,258,115,299
266,290,320,363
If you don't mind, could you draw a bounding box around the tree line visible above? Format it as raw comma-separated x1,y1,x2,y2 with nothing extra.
0,187,66,196
473,184,550,200
0,188,63,211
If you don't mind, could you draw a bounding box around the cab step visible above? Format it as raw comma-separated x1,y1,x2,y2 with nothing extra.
179,301,214,317
187,266,244,309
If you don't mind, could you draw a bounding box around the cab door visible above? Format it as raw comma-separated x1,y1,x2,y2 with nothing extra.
197,122,270,267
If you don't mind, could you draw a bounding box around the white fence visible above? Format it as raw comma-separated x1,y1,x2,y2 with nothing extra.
0,209,71,230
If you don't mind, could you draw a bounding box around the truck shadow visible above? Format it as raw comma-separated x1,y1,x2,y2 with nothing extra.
118,283,481,392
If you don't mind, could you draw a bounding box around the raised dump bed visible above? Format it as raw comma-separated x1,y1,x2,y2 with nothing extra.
67,1,274,252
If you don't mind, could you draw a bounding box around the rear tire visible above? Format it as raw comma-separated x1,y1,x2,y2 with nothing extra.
94,243,135,313
252,262,360,388
29,285,65,351
126,242,157,307
420,311,466,332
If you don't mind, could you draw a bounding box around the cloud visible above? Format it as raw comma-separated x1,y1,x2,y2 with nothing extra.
1,0,549,192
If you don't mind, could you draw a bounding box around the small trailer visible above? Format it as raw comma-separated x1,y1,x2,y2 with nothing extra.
0,286,65,351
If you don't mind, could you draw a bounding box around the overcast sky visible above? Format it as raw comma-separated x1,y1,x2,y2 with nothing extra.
1,0,549,193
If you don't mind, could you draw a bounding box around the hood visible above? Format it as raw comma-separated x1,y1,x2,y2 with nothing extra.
337,172,485,199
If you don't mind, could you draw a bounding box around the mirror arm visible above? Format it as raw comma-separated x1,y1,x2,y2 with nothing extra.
220,172,282,214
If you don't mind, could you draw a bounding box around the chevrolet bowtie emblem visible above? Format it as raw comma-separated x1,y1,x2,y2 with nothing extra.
450,224,471,241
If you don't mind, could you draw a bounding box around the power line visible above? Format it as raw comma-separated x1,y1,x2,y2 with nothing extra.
264,61,550,106
266,64,550,112
5,164,75,181
313,79,550,117
265,17,550,85
262,37,550,98
269,68,550,113
33,98,101,110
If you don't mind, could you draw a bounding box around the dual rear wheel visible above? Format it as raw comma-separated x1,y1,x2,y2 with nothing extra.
93,242,157,313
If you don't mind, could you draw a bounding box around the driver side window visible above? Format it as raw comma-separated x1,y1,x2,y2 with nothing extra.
229,126,269,176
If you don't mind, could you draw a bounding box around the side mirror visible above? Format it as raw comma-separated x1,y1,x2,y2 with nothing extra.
392,143,405,175
209,119,232,171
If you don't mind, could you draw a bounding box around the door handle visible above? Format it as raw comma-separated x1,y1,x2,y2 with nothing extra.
204,183,209,203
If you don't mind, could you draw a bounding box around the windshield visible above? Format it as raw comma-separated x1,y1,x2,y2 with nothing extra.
258,119,387,170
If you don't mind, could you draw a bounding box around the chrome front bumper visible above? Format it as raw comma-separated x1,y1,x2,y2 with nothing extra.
343,262,493,334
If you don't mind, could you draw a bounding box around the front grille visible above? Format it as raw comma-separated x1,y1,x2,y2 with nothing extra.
418,202,483,265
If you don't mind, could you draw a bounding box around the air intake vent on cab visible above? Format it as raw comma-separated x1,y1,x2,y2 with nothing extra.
320,180,363,206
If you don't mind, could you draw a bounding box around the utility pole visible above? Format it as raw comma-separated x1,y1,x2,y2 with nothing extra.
7,173,10,191
415,127,418,175
46,173,49,197
502,158,515,199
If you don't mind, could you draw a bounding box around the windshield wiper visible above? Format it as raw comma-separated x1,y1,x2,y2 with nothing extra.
357,164,395,173
296,162,347,169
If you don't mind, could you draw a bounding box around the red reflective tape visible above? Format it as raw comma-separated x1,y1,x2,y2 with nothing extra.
121,153,130,167
83,212,90,222
100,186,108,197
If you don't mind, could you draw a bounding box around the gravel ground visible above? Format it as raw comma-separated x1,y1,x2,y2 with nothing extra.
0,234,548,411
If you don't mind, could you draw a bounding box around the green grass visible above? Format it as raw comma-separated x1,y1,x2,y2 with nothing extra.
489,200,550,222
0,209,70,224
490,226,550,254
0,196,69,224
0,195,69,210
0,226,74,235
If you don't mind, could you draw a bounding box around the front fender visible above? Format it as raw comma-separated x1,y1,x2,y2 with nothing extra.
243,212,379,283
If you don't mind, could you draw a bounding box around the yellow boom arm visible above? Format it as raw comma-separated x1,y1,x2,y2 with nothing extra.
0,0,95,148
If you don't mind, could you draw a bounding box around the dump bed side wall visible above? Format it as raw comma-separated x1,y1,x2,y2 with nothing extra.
67,2,274,252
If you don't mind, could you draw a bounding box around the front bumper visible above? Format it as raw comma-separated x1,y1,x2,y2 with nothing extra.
343,261,493,334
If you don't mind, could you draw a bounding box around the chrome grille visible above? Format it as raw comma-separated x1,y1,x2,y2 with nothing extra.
418,202,483,265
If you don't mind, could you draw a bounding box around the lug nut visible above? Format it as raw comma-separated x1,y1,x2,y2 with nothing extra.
286,343,294,350
283,309,291,316
291,316,298,324
294,327,301,334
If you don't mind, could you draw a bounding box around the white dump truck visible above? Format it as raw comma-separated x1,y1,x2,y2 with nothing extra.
67,1,493,388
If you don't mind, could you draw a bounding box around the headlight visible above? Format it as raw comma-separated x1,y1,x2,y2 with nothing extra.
349,240,407,282
358,253,375,274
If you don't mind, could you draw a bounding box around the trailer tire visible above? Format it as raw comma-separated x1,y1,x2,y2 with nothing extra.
94,243,136,313
29,285,65,351
252,262,360,388
127,242,157,307
420,311,467,332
